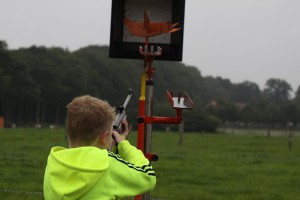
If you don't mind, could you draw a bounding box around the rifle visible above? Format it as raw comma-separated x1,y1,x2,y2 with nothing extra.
109,88,133,151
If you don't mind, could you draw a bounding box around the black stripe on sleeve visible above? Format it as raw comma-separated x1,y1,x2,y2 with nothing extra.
108,152,156,176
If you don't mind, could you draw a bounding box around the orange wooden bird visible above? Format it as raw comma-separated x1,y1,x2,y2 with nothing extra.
123,11,181,38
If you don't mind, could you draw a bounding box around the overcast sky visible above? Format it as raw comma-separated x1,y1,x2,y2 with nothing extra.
1,0,299,92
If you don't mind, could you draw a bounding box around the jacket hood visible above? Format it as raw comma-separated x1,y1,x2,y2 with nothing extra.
44,146,109,200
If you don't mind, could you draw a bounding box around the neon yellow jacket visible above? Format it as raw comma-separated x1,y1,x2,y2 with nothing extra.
43,140,156,200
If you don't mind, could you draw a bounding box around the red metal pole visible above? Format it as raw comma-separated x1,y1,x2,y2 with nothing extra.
137,99,145,151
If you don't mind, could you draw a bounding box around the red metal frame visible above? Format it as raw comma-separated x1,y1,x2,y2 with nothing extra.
128,11,192,200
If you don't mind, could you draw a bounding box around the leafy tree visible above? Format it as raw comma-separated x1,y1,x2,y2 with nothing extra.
261,78,293,133
294,85,300,104
202,76,232,103
2,41,299,132
283,102,299,124
0,41,11,122
233,81,262,103
238,103,261,125
0,41,10,102
0,40,8,51
207,100,238,125
290,86,300,124
263,78,292,103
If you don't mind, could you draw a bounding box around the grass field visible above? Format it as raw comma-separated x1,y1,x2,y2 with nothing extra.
0,128,299,200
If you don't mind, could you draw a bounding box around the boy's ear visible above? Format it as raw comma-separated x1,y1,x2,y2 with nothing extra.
99,130,109,145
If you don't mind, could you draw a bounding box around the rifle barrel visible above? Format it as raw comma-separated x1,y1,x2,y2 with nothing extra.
122,88,133,109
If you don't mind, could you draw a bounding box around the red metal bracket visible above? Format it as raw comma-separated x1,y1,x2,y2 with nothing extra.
138,90,193,125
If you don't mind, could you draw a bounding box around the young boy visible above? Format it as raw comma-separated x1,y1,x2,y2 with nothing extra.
43,95,156,200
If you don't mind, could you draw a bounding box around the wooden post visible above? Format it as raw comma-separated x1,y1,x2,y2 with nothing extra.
288,122,293,151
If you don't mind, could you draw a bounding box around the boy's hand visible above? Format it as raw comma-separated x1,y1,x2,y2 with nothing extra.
112,131,125,144
112,120,131,144
120,119,130,138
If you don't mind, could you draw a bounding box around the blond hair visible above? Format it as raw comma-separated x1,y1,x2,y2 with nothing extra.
66,95,115,144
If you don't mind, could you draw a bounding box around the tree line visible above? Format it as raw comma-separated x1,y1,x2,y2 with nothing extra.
1,40,300,132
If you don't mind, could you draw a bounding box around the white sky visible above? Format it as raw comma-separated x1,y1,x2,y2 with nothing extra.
1,0,299,92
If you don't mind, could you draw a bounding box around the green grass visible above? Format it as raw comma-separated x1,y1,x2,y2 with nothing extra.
0,129,299,200
0,128,66,200
151,132,300,200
